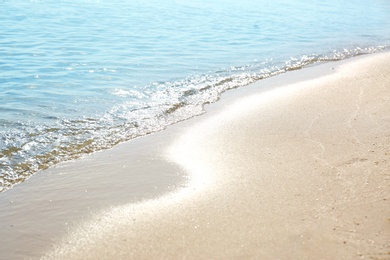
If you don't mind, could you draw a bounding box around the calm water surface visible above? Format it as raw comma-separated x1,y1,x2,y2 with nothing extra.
1,0,390,191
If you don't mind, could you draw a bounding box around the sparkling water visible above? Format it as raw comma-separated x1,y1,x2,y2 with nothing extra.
1,0,390,191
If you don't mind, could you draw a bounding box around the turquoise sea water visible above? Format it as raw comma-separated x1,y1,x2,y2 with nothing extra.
1,0,390,192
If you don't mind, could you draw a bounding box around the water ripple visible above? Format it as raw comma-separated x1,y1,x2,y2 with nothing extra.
1,0,390,191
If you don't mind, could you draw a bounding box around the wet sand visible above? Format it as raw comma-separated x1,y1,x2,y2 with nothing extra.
1,52,390,259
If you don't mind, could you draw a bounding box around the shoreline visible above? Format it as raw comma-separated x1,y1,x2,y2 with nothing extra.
1,52,390,259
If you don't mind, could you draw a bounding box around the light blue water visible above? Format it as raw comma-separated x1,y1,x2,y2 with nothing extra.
1,0,390,192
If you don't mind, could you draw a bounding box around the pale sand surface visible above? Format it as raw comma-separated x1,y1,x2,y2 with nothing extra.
0,131,185,259
1,52,390,259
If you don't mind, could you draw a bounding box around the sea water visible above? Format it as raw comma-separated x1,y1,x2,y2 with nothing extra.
1,0,390,192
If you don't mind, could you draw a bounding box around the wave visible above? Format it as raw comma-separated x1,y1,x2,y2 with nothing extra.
0,45,388,192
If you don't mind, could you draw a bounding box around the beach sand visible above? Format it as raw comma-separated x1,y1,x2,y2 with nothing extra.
1,52,390,259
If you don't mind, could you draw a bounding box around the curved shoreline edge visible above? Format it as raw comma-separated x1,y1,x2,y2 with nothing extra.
1,51,390,259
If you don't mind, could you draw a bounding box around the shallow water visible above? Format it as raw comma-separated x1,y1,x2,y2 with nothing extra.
1,0,390,191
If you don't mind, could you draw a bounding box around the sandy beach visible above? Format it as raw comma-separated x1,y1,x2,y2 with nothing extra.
1,52,390,259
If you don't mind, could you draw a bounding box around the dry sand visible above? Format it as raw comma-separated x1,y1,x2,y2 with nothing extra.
1,52,390,259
